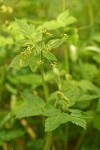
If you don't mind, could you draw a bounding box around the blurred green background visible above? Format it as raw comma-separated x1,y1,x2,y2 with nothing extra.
0,0,100,150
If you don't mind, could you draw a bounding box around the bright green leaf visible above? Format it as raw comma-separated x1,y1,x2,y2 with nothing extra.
57,10,69,21
16,19,35,38
43,106,61,116
48,39,64,49
45,113,70,131
70,115,86,129
10,55,20,68
43,51,57,61
16,93,45,118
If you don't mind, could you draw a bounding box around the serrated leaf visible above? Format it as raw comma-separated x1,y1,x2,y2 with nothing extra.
70,115,86,129
10,55,20,68
16,19,35,38
42,105,61,116
45,113,70,131
68,109,93,120
10,52,39,71
16,93,45,118
43,51,57,61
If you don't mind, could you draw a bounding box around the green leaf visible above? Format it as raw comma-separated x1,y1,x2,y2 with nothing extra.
65,87,100,101
47,39,64,49
0,113,10,128
35,31,42,42
85,46,100,53
16,19,35,38
0,129,25,141
57,10,69,21
79,80,98,91
37,20,58,30
42,105,61,116
63,16,77,26
68,109,93,120
29,56,40,72
16,93,45,118
30,63,39,73
43,51,57,61
10,52,39,71
70,115,86,129
70,94,100,101
5,83,17,94
17,74,42,87
10,55,20,68
45,113,70,131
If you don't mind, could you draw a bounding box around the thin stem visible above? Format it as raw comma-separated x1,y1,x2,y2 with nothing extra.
43,131,52,150
62,0,69,149
39,64,48,102
39,45,52,150
64,44,69,73
62,0,69,73
64,123,69,150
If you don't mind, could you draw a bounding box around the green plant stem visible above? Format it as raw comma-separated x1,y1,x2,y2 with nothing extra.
43,131,52,150
39,52,52,150
63,123,69,150
64,44,69,73
40,64,48,102
62,1,69,149
62,0,69,73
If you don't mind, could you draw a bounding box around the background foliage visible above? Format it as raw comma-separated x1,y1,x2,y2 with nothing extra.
0,0,100,150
